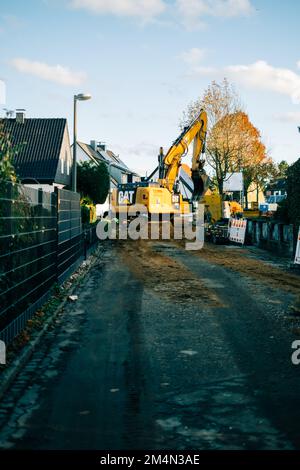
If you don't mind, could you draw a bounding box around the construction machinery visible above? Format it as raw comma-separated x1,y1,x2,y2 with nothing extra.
111,109,208,217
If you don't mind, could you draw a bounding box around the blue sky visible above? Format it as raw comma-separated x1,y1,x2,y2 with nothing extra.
1,0,300,175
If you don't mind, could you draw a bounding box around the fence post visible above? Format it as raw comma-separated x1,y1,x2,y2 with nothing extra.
55,187,59,283
7,182,13,318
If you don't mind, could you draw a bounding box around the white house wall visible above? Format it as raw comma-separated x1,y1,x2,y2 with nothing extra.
56,125,72,186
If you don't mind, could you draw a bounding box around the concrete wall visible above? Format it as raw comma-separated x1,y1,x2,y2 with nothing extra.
246,218,294,257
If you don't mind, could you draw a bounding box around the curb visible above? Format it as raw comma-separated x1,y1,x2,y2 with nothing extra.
0,244,103,401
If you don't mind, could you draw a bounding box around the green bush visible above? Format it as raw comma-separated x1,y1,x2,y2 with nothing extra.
274,198,289,223
77,161,109,204
0,121,19,183
81,204,90,225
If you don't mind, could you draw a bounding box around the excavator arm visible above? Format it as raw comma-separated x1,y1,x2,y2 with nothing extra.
159,109,208,200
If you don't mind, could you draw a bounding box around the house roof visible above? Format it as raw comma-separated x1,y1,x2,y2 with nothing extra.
1,118,66,182
266,177,287,192
104,149,135,173
77,141,101,164
77,141,138,176
76,143,122,186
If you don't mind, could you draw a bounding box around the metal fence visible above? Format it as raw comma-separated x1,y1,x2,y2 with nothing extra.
57,189,82,283
0,181,94,345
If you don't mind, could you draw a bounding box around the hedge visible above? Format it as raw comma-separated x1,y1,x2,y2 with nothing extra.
287,158,300,230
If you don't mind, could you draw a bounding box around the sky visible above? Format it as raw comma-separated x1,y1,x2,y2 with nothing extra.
1,0,300,175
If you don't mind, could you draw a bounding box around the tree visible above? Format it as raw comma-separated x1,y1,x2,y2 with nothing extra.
228,112,274,208
181,79,272,201
181,79,241,195
0,121,18,182
277,160,289,178
210,111,268,200
243,156,276,208
77,160,109,204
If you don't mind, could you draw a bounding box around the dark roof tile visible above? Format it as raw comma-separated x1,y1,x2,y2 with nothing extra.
1,118,66,182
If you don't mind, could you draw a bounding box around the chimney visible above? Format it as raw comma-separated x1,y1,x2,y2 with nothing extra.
90,140,98,151
16,109,26,124
98,142,106,151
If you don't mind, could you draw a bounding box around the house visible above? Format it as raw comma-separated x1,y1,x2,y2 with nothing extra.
74,140,140,218
75,140,140,188
245,182,265,208
265,177,287,198
1,111,72,191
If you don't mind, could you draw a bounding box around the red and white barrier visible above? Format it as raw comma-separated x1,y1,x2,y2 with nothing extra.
228,218,247,245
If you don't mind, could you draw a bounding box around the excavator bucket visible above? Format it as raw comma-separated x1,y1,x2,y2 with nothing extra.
192,170,209,201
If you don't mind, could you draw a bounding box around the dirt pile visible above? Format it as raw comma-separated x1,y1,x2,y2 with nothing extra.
118,240,223,307
195,245,300,295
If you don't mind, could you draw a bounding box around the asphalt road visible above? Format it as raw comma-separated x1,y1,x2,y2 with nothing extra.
0,240,300,450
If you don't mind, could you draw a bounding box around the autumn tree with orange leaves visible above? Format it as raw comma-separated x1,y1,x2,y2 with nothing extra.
181,79,274,203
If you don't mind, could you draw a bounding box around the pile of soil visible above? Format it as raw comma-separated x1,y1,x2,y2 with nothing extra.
118,240,223,307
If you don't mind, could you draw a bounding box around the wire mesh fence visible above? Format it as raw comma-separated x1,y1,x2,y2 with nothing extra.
0,181,93,345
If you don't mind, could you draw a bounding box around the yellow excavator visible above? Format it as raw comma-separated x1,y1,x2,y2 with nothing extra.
111,109,209,217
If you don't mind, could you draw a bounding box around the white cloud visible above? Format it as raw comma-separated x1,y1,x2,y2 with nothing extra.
180,47,206,66
68,0,254,27
226,60,300,103
176,0,254,30
179,47,217,76
178,53,300,104
69,0,166,19
274,111,300,123
11,58,86,86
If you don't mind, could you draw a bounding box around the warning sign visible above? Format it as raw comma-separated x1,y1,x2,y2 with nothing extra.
228,218,247,245
295,227,300,265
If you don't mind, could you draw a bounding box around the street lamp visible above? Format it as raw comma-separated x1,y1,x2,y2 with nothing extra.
107,161,113,212
72,93,92,192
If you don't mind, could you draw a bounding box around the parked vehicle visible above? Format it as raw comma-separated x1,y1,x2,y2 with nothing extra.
205,219,229,245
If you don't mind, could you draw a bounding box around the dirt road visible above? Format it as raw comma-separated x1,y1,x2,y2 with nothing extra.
0,240,299,450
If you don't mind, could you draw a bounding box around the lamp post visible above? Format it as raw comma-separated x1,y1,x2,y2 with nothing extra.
107,161,115,214
107,161,111,211
72,93,92,192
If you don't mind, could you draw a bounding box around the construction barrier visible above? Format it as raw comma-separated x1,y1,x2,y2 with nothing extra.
229,218,247,245
295,227,300,265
